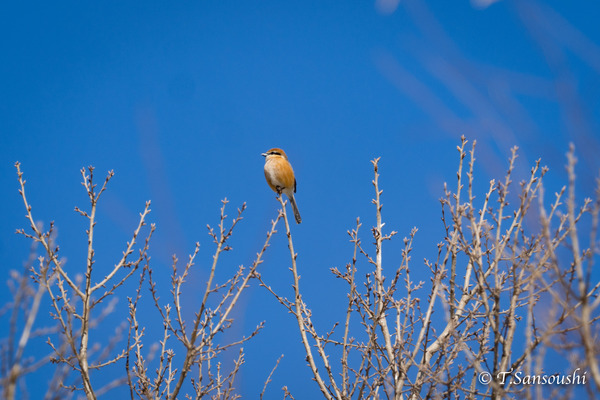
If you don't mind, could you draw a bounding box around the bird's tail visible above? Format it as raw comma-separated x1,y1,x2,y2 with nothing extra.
288,195,302,224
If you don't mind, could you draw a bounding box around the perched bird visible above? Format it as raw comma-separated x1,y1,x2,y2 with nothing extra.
262,148,302,224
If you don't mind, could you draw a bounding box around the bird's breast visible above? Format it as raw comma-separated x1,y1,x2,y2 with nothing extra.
264,158,295,193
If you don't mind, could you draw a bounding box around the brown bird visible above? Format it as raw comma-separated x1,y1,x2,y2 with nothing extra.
262,148,302,224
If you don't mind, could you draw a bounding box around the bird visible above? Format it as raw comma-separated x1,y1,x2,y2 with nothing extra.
262,148,302,224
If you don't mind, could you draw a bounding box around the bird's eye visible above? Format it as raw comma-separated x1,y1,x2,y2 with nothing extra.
271,151,280,156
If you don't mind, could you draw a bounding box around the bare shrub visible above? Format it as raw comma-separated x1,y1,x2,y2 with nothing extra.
5,164,276,399
3,138,598,399
259,137,599,399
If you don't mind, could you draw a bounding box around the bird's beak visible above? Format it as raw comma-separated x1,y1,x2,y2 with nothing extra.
261,153,267,157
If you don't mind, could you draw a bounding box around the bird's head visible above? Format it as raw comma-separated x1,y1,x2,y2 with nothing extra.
261,148,288,160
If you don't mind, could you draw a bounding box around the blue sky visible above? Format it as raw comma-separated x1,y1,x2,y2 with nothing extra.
1,0,599,398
